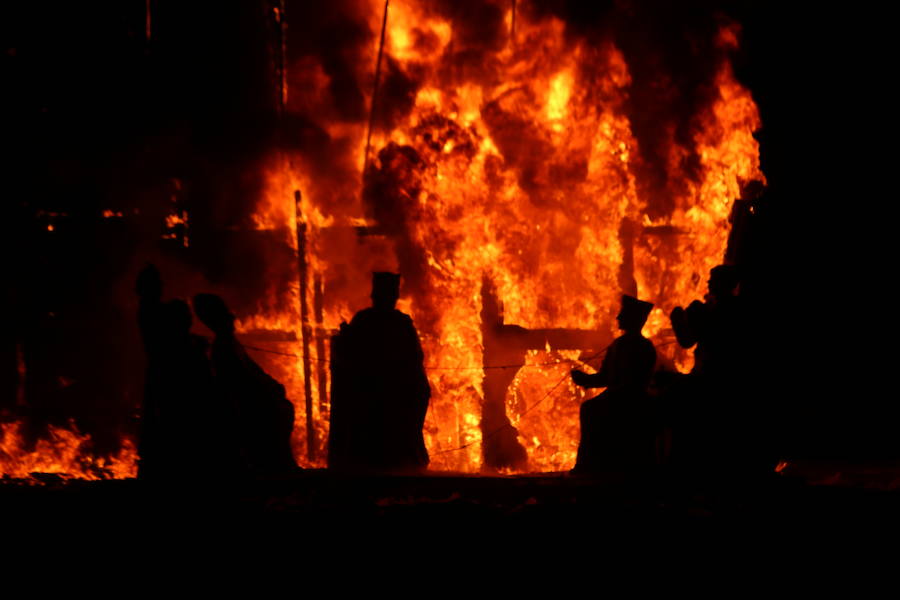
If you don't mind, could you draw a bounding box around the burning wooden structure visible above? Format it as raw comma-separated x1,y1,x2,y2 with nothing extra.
2,0,767,479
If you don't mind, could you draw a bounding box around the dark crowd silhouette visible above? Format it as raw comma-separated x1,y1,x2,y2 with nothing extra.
569,265,771,481
136,267,215,481
666,264,770,480
136,265,297,483
136,263,768,484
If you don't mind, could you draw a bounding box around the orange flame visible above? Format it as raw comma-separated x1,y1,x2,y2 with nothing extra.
226,2,764,473
0,421,137,481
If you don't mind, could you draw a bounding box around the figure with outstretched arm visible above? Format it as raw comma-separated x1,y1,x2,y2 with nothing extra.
571,295,656,473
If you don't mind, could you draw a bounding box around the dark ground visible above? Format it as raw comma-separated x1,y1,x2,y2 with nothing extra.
4,463,900,526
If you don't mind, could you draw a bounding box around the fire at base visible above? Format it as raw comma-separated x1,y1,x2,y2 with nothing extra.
249,1,765,473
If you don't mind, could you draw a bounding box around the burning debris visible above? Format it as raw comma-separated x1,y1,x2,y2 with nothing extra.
0,420,136,481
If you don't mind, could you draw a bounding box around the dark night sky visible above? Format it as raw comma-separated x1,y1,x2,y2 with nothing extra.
0,1,893,458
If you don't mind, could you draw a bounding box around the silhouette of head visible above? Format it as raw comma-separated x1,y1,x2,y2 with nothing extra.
193,293,235,335
708,265,740,299
162,299,192,335
617,295,653,333
371,272,400,310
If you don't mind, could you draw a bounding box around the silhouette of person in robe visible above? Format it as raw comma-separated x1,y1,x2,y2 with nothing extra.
570,295,656,473
136,265,214,481
328,272,430,473
193,293,297,476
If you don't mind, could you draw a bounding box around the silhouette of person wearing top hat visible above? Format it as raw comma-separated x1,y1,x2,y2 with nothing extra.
571,294,657,473
328,272,430,473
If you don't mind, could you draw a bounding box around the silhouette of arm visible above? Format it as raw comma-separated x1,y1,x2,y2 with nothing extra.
670,305,698,348
571,348,612,389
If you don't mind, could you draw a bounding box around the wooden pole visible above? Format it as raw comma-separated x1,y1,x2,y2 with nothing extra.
295,191,316,461
362,0,390,179
313,275,329,414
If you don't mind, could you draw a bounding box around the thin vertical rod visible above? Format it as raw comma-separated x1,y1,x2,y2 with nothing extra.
362,0,390,179
296,191,316,461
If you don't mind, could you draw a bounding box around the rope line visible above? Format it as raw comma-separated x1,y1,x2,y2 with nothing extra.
244,338,681,457
242,344,606,371
432,345,610,456
243,339,679,372
432,339,680,456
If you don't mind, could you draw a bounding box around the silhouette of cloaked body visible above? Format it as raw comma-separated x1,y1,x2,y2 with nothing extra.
136,266,214,481
669,265,750,474
571,295,656,473
328,272,430,473
193,294,297,476
671,265,744,382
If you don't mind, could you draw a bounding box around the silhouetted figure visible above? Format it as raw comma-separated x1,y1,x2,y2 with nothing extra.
193,293,297,476
671,265,744,382
328,272,430,473
136,265,214,481
571,295,656,473
669,264,750,475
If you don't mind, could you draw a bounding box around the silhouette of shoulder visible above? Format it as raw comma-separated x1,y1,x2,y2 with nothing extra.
609,332,655,359
350,307,414,327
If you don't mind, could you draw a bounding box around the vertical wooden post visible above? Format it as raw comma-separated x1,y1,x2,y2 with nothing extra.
313,276,329,414
295,190,316,462
362,0,390,179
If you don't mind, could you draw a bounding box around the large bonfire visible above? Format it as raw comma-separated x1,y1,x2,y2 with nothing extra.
1,0,763,478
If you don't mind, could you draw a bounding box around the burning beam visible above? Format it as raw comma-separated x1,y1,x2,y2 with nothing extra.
295,191,316,461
